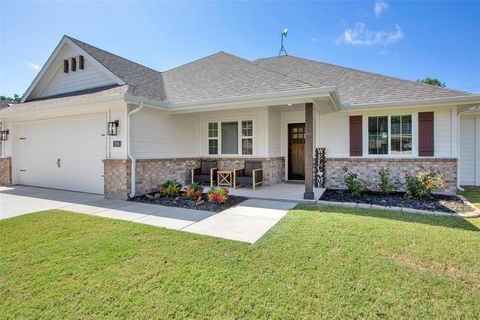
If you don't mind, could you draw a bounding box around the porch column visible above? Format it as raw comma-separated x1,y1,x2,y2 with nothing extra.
304,102,314,199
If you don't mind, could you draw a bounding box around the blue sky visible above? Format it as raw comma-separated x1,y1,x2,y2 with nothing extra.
1,1,479,97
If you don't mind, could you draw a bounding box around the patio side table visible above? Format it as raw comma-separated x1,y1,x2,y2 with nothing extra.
217,170,234,188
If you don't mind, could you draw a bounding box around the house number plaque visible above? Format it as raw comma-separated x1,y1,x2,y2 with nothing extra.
113,140,122,148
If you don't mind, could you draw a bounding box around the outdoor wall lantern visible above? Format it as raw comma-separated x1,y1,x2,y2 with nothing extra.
107,121,119,136
0,129,9,141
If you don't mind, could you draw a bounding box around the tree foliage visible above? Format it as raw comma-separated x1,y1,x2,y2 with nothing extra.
0,94,21,103
416,77,446,87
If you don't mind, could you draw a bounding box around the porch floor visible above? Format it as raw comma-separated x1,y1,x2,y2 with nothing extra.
205,182,325,203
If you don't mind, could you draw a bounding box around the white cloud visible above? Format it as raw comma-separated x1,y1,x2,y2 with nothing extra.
311,37,318,42
336,23,404,46
374,0,388,17
27,62,40,70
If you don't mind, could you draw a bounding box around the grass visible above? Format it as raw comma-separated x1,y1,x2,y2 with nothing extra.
459,187,480,209
1,207,479,319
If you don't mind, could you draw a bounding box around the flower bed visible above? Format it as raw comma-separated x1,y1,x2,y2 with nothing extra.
320,189,473,214
130,192,247,212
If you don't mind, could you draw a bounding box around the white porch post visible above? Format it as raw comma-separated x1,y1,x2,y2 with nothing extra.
304,102,314,199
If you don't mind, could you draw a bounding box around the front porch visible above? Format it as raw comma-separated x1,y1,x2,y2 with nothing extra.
205,182,325,203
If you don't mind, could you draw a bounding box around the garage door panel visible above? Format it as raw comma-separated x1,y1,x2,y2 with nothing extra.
17,115,106,194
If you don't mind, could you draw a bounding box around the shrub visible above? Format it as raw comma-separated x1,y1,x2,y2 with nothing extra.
184,183,203,201
343,168,364,197
207,188,229,205
160,181,182,197
377,168,396,195
405,169,445,199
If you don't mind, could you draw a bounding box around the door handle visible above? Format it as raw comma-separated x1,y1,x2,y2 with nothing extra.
57,158,61,168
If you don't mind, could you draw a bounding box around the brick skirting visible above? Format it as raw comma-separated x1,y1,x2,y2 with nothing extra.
0,157,12,186
103,157,285,199
325,157,457,194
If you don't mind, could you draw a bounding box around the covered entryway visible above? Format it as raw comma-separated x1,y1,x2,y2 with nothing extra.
15,114,106,194
459,115,480,186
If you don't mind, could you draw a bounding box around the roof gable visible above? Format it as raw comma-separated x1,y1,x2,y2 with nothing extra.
21,36,125,102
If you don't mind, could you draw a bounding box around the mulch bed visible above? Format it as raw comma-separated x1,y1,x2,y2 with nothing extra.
320,189,473,213
130,192,248,213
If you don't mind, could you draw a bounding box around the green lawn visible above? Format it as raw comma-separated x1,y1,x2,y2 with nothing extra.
1,207,479,319
460,187,480,209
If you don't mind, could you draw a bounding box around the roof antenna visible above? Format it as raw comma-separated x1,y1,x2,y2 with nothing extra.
278,28,288,56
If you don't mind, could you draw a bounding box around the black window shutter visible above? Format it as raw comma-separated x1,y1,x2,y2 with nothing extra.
63,60,69,73
71,57,76,72
79,55,84,69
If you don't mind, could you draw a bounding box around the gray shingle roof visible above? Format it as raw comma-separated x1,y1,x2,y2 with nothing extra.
68,36,477,107
254,55,476,106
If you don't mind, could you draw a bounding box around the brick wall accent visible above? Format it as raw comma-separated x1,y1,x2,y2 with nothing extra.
326,157,457,194
103,159,131,199
0,157,12,186
136,158,200,195
103,157,286,199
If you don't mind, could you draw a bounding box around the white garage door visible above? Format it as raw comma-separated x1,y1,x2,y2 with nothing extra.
459,115,479,186
16,114,106,194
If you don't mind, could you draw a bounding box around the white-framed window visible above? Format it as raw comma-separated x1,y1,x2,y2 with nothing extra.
208,122,218,155
207,120,254,155
367,114,413,156
241,120,253,155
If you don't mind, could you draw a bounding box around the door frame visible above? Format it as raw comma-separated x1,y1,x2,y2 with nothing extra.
287,122,306,181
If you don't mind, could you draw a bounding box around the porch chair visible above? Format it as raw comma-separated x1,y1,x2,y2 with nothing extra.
191,160,218,188
234,161,263,190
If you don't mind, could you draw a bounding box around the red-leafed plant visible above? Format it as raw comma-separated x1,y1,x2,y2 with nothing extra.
184,182,203,201
207,188,229,205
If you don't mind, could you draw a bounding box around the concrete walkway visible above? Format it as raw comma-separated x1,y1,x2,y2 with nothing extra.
0,186,296,243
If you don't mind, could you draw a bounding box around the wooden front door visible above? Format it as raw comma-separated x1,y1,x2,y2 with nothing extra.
288,123,305,180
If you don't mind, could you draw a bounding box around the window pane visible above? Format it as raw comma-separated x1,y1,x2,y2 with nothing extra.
208,122,218,138
390,115,412,154
221,122,238,154
208,139,218,155
242,120,253,137
368,116,388,155
242,138,253,155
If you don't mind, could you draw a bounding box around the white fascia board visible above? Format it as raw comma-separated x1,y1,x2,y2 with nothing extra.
20,36,126,103
124,93,169,111
340,95,480,112
0,93,125,120
164,87,337,114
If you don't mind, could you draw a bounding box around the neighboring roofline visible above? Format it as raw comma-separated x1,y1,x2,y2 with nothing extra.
340,95,480,112
20,35,126,103
125,87,340,113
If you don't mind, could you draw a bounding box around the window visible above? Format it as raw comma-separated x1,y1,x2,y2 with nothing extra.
241,120,253,155
391,115,412,155
221,122,238,154
63,60,69,73
71,57,77,72
208,122,218,155
368,115,413,155
368,116,388,155
207,120,253,155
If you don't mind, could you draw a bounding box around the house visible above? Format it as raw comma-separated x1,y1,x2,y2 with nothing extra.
0,35,479,200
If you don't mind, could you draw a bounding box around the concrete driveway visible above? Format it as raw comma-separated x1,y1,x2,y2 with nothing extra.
0,186,296,243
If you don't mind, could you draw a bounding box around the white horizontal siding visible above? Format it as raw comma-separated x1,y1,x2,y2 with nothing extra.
40,59,115,98
460,115,476,185
268,107,281,157
131,107,200,158
434,109,452,157
318,112,349,157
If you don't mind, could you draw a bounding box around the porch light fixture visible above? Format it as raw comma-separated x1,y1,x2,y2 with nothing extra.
107,120,119,136
0,129,9,141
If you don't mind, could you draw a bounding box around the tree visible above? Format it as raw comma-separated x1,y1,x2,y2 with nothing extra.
416,77,446,87
0,94,21,103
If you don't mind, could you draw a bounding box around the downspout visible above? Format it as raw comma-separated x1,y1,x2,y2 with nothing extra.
127,102,144,198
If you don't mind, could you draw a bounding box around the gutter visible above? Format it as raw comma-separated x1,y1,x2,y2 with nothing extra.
127,102,144,198
341,95,480,112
